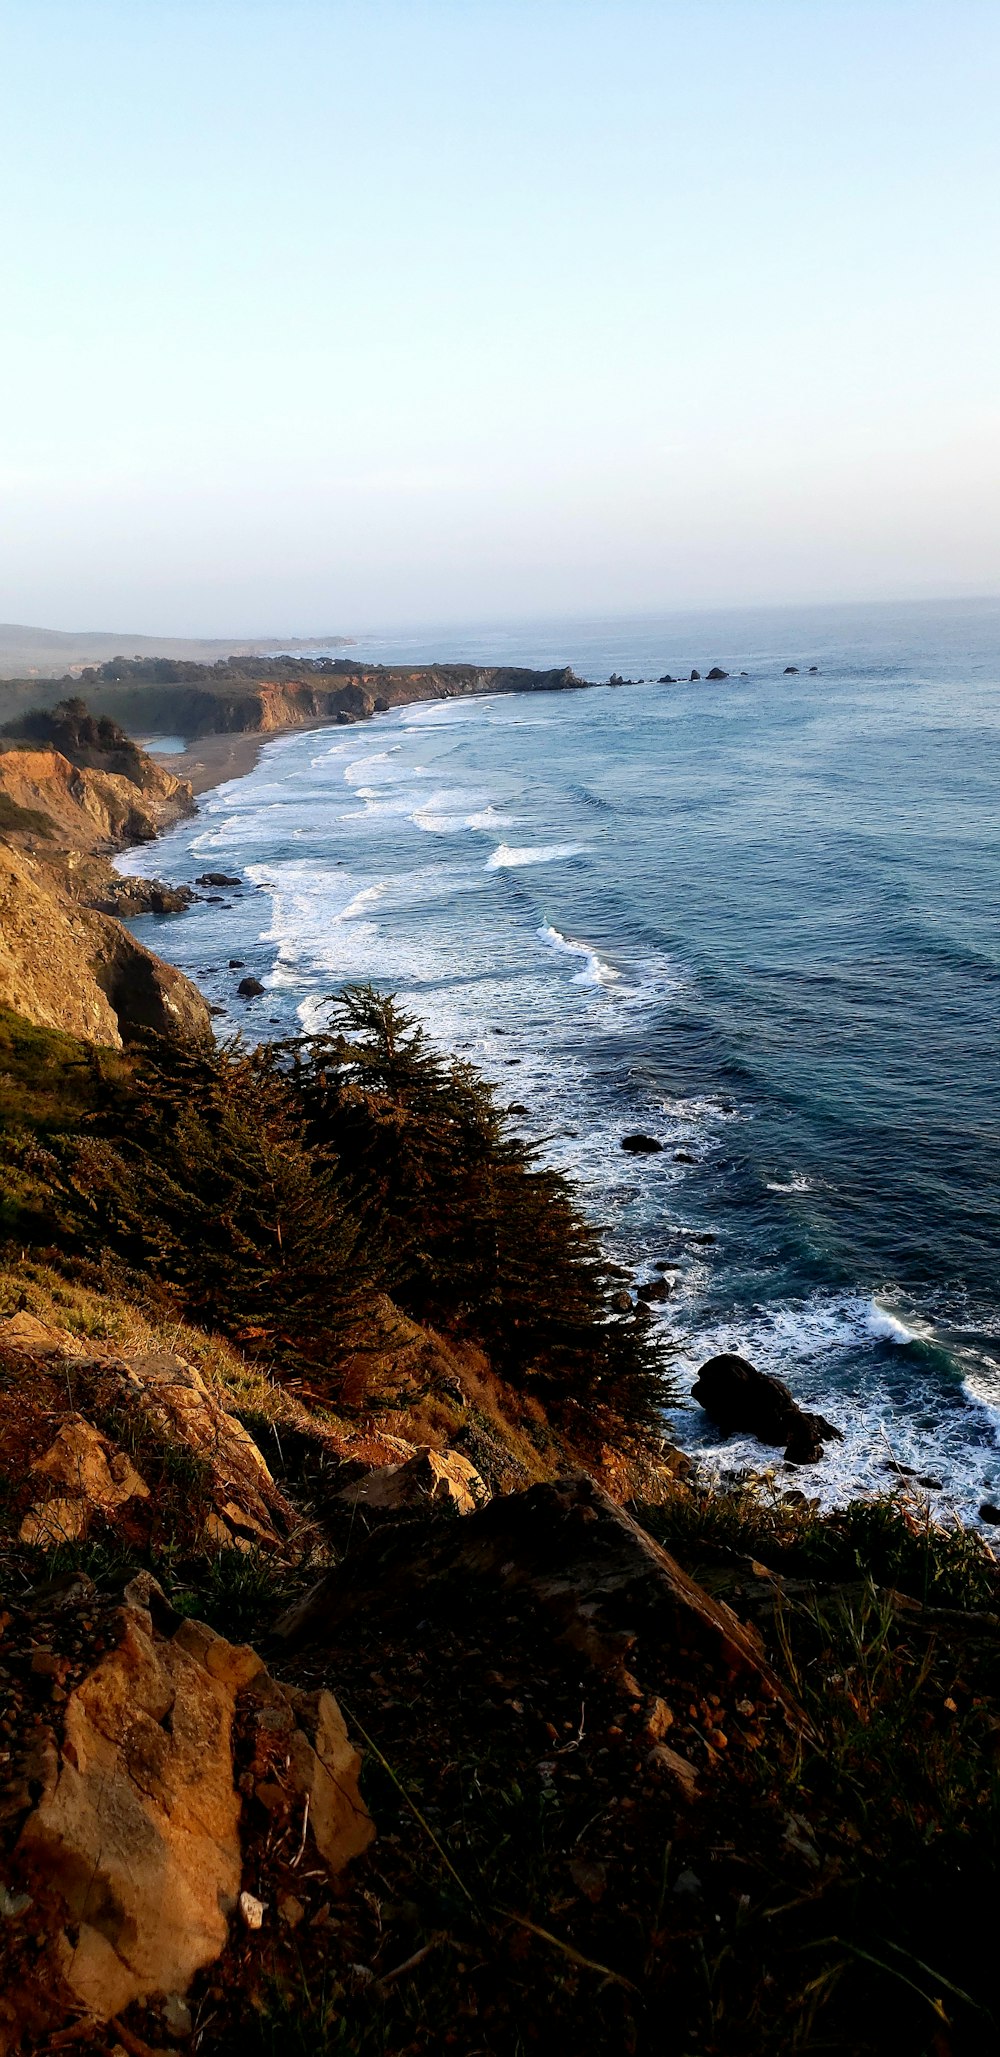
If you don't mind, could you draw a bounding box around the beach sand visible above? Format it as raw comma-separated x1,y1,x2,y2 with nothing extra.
154,730,269,795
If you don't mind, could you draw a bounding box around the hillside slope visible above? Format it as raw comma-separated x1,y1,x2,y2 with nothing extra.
0,705,209,1047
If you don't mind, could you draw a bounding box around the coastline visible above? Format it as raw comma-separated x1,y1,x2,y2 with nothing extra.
151,728,270,795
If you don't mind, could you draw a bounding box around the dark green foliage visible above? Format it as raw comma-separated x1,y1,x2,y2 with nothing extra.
264,986,666,1428
55,1038,369,1369
0,992,664,1430
0,695,148,781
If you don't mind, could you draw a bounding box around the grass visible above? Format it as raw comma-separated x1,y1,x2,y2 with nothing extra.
641,1470,999,1611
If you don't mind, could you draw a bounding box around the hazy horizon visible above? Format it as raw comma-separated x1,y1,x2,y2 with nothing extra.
2,0,998,635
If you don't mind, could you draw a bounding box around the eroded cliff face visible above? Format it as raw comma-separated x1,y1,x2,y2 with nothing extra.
0,741,209,1049
0,743,192,851
0,842,210,1050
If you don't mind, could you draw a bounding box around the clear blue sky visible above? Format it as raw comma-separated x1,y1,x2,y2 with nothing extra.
1,0,997,635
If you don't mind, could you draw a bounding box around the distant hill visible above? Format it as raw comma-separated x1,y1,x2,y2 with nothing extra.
0,621,354,679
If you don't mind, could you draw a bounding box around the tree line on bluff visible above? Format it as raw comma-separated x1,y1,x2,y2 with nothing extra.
0,986,664,1432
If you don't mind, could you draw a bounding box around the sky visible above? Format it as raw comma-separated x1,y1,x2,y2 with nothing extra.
0,0,998,637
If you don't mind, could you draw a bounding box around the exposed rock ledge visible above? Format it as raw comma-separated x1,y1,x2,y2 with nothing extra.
0,727,209,1049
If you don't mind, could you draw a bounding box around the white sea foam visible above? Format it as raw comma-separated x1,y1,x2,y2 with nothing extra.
466,805,518,830
537,923,620,987
766,1175,813,1193
485,842,584,870
338,884,388,921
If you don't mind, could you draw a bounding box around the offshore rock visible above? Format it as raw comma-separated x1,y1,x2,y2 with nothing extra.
620,1133,663,1154
692,1352,843,1465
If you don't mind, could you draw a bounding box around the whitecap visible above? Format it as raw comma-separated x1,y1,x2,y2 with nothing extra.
485,842,584,870
537,923,620,987
466,805,518,830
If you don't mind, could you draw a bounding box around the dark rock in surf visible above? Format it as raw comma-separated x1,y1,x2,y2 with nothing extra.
689,670,701,682
610,1290,633,1314
195,872,241,887
692,1353,842,1465
237,976,265,998
229,958,244,968
979,1502,1000,1525
783,666,799,675
706,667,728,680
621,1133,664,1155
658,674,676,684
636,1278,670,1303
808,666,819,674
673,1150,696,1164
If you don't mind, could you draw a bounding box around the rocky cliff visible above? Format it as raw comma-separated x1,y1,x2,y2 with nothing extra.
0,657,590,742
0,715,209,1049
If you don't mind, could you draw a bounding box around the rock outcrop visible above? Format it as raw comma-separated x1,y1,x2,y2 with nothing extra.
335,1446,489,1518
2,1590,372,2045
276,1474,803,1724
0,1313,300,1558
0,733,208,1049
0,742,192,853
691,1352,843,1464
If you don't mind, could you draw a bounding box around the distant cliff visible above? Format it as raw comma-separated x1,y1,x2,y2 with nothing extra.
0,656,590,739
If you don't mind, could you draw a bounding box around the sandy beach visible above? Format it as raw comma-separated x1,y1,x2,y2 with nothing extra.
153,729,269,795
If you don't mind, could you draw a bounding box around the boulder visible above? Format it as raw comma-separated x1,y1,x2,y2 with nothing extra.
706,667,728,680
636,1278,670,1303
237,975,265,997
658,674,676,684
620,1133,663,1154
18,1418,149,1547
689,669,701,682
6,1594,372,2038
783,666,799,675
335,1446,488,1518
195,872,242,887
691,1353,842,1464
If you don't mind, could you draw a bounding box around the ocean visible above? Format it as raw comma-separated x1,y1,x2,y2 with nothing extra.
124,598,1000,1517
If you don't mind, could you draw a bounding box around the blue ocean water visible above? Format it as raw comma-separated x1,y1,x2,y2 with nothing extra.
123,599,1000,1515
